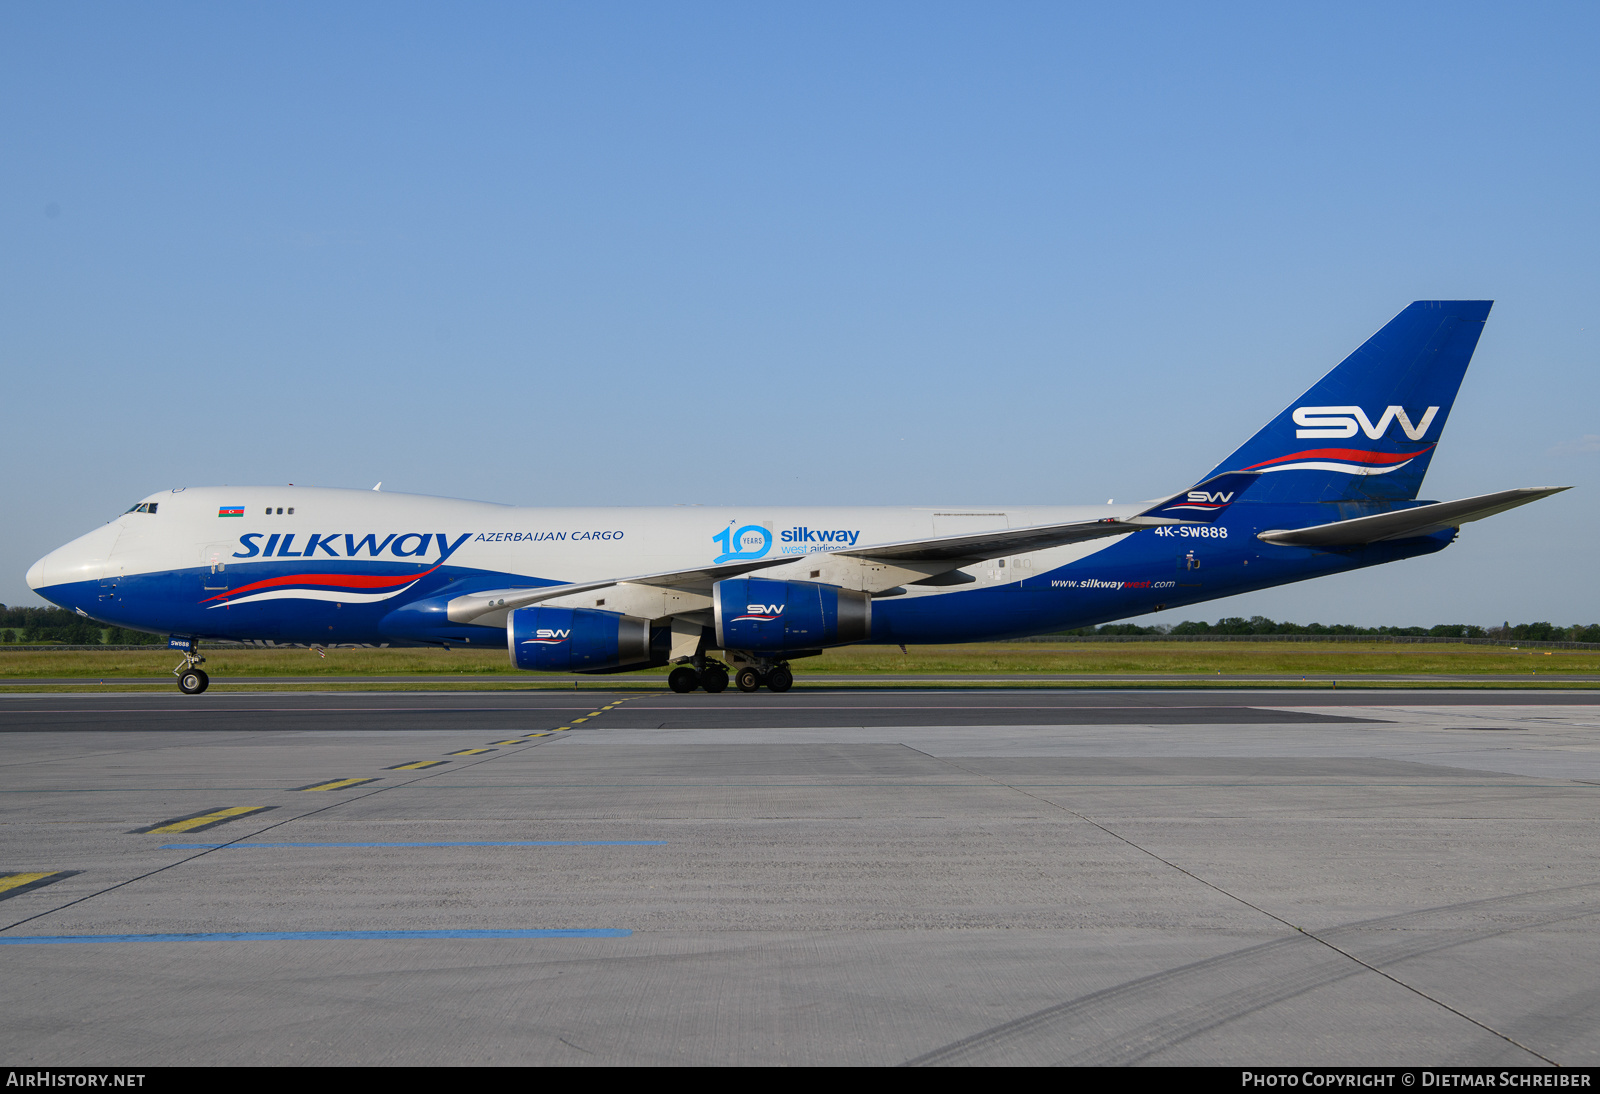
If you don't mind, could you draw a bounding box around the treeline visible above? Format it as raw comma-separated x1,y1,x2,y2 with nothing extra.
1059,616,1600,643
0,605,163,645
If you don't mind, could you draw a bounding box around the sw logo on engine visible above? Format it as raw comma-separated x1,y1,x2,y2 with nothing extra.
1293,405,1439,440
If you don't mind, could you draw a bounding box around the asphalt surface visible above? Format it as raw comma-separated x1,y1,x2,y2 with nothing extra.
2,688,1598,1065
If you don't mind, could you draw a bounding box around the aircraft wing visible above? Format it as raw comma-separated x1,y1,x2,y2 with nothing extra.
831,470,1260,562
832,514,1168,562
445,472,1261,624
1256,486,1568,547
444,515,1159,623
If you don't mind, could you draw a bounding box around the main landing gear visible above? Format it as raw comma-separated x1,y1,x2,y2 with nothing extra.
174,647,209,694
667,658,793,694
667,658,792,694
736,665,793,693
667,662,727,694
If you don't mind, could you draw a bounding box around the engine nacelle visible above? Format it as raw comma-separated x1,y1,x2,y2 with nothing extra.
714,578,870,651
509,606,652,673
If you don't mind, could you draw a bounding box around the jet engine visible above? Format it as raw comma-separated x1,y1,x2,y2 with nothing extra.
713,577,870,651
509,606,655,672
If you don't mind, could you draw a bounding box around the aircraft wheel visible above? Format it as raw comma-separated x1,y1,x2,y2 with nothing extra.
765,666,793,693
178,669,209,695
701,666,729,693
668,666,700,694
735,667,763,693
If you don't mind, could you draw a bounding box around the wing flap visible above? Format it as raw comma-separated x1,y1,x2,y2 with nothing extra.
1256,487,1567,547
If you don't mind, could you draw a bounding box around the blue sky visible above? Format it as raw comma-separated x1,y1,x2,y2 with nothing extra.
3,2,1597,626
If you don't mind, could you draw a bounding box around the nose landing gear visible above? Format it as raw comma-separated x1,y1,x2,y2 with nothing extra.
174,646,209,694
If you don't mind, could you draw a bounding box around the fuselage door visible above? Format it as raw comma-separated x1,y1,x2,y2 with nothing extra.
201,543,232,597
94,528,124,602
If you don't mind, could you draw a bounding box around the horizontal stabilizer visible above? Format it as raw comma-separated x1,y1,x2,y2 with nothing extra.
1256,487,1568,547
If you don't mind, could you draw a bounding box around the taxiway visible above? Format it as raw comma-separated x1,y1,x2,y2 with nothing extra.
1,688,1597,1065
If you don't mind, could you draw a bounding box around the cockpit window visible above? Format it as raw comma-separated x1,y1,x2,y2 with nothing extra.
123,502,158,515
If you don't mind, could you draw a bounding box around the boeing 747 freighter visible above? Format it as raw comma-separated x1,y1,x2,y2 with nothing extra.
27,301,1564,694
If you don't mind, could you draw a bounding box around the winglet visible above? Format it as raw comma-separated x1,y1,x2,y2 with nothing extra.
1138,472,1261,524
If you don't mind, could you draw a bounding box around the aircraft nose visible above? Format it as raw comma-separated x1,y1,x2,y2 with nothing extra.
26,524,122,594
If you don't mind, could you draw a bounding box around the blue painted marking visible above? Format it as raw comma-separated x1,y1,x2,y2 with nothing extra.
161,840,666,849
0,929,631,945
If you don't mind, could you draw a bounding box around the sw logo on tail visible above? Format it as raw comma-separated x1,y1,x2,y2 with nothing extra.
1293,405,1440,440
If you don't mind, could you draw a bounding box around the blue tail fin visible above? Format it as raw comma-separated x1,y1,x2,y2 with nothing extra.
1204,301,1492,503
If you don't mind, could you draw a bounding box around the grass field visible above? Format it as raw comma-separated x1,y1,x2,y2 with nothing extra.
1,641,1597,688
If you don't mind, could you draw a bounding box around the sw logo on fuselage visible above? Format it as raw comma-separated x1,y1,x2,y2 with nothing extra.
1293,406,1439,440
1186,491,1234,504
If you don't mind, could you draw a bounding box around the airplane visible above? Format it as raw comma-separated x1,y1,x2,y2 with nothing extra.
26,300,1566,695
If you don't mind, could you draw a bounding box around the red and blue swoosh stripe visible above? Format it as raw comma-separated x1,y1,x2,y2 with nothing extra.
1244,446,1433,476
202,565,442,607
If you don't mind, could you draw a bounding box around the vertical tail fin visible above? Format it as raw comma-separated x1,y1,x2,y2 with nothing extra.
1205,301,1492,503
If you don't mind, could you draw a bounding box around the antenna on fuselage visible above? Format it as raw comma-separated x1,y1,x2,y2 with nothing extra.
373,482,382,491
